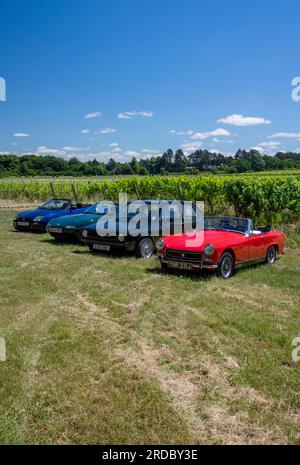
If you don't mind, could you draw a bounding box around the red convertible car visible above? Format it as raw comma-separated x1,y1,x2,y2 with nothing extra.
156,216,285,279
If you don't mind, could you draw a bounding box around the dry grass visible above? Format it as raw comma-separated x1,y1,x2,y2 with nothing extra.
0,210,300,444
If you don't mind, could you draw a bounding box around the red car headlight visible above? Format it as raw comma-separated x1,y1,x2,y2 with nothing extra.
204,244,215,256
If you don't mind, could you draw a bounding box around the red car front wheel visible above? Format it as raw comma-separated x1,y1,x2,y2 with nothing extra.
218,252,234,279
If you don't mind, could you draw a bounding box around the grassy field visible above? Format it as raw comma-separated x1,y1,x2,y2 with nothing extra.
0,210,300,445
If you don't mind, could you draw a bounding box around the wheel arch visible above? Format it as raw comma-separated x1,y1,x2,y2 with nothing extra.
268,243,279,253
220,248,236,265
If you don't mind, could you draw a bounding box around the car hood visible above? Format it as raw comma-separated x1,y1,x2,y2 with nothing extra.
84,217,130,234
163,229,245,251
16,208,66,221
48,213,100,229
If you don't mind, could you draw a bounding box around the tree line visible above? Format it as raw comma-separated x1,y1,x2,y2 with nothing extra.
0,149,300,177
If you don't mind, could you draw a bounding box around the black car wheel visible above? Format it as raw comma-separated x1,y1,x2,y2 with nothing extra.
218,252,234,279
266,246,277,265
137,238,155,259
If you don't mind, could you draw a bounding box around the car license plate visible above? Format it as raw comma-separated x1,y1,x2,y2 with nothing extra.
93,243,110,251
17,221,30,227
48,227,63,233
167,261,193,270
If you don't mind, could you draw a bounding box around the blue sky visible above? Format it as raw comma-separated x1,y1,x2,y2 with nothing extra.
1,0,300,162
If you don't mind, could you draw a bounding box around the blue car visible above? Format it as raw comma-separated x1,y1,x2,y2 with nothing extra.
13,198,90,232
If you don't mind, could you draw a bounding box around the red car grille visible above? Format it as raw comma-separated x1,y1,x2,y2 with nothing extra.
166,249,203,262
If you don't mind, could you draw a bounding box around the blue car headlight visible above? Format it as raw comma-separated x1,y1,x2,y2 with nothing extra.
33,216,44,222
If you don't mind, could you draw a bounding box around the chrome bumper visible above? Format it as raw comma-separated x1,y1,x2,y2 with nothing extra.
158,256,218,270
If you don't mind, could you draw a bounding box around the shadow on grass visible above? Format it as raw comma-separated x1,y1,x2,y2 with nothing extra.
40,237,137,260
146,258,277,281
10,229,46,234
40,237,81,246
145,265,216,282
71,248,136,260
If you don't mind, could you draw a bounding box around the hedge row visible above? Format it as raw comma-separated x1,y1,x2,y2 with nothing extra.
1,176,299,224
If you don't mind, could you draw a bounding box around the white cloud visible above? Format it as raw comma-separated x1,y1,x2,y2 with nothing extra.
122,150,141,157
117,113,132,120
267,132,300,140
191,128,232,140
81,128,91,134
218,114,272,126
62,146,81,152
142,149,160,154
64,151,112,162
100,128,116,134
25,145,163,163
84,111,102,119
169,129,194,136
212,137,234,144
180,141,203,155
118,110,153,119
252,146,265,154
36,146,66,156
14,133,30,137
251,141,281,155
64,150,146,163
210,148,222,154
0,151,10,154
257,141,280,149
12,142,18,146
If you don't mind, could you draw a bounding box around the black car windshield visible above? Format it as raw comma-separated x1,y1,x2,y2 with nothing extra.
85,203,118,215
40,199,70,210
204,216,249,234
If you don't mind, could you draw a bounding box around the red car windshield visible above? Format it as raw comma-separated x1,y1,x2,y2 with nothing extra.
204,216,249,234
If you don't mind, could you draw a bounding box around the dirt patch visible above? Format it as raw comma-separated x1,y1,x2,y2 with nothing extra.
115,340,206,438
112,295,149,314
115,340,281,443
73,294,121,331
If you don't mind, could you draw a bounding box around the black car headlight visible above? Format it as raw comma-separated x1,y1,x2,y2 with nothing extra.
156,239,165,250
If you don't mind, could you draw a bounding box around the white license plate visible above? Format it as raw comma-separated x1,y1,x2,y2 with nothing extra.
93,243,110,251
48,227,63,233
17,221,30,227
167,261,193,270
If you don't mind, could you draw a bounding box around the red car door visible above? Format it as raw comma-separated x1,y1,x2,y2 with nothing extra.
247,233,266,261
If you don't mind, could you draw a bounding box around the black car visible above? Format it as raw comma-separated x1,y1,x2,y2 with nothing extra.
80,200,203,258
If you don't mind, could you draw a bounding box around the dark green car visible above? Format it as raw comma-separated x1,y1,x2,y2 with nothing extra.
46,203,108,241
